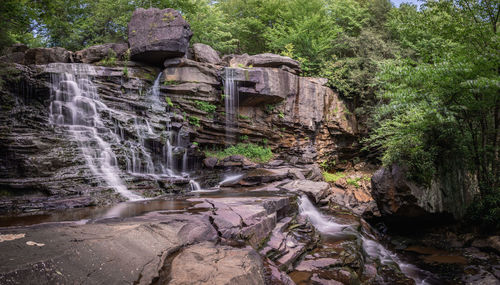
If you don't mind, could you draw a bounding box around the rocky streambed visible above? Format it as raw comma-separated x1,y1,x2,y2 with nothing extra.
0,164,464,285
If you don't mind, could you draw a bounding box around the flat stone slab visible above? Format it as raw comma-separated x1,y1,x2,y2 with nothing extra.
0,213,216,285
168,241,266,285
281,179,330,203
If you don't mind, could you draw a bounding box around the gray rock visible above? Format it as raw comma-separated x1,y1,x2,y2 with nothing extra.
227,53,301,73
24,47,73,65
281,179,330,203
203,157,218,169
128,8,192,65
74,43,129,63
193,43,221,65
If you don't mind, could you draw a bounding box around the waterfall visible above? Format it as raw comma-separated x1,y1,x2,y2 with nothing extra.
298,196,435,285
150,72,163,112
48,63,141,201
223,68,239,145
48,64,201,194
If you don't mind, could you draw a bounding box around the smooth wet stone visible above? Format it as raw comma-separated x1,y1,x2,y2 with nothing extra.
168,241,266,285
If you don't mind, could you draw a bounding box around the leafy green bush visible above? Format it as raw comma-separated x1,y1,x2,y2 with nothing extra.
323,172,345,183
238,114,250,120
165,97,173,107
466,190,500,232
195,100,217,113
205,143,273,163
188,116,200,127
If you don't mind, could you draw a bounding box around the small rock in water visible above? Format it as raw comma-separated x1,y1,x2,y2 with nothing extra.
0,233,25,242
26,241,45,247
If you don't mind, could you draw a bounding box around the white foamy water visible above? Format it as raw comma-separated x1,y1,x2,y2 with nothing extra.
48,63,141,201
298,195,436,285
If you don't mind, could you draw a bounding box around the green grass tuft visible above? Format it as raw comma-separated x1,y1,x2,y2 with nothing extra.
205,143,273,163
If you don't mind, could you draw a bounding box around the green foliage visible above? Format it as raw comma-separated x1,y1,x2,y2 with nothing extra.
238,114,250,120
466,191,500,231
368,0,499,189
165,97,173,107
278,111,285,119
346,177,361,188
194,100,217,113
205,143,273,163
97,49,117,66
122,66,128,77
188,116,200,127
323,171,345,183
239,135,249,141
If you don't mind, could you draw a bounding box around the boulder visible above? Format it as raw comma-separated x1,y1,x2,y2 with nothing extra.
281,180,330,203
371,165,454,227
74,43,129,63
128,8,192,65
225,53,301,74
24,47,73,65
223,67,298,106
193,43,221,65
169,242,266,285
163,57,219,85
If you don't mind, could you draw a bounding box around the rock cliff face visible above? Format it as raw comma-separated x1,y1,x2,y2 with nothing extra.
0,9,357,212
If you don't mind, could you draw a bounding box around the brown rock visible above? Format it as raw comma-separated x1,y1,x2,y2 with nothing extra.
169,242,266,285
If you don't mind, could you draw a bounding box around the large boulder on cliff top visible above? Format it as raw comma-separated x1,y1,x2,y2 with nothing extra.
193,43,221,65
74,43,129,63
128,8,192,65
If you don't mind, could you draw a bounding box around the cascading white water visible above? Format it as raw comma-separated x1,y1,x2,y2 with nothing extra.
49,64,201,193
223,68,239,145
48,63,141,201
298,196,435,285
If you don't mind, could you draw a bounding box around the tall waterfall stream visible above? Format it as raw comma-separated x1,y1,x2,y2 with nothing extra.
47,63,199,200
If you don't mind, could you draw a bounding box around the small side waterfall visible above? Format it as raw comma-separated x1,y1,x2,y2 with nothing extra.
48,63,141,200
298,196,436,285
223,68,239,145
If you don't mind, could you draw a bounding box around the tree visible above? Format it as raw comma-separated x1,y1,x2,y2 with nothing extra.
369,0,499,228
